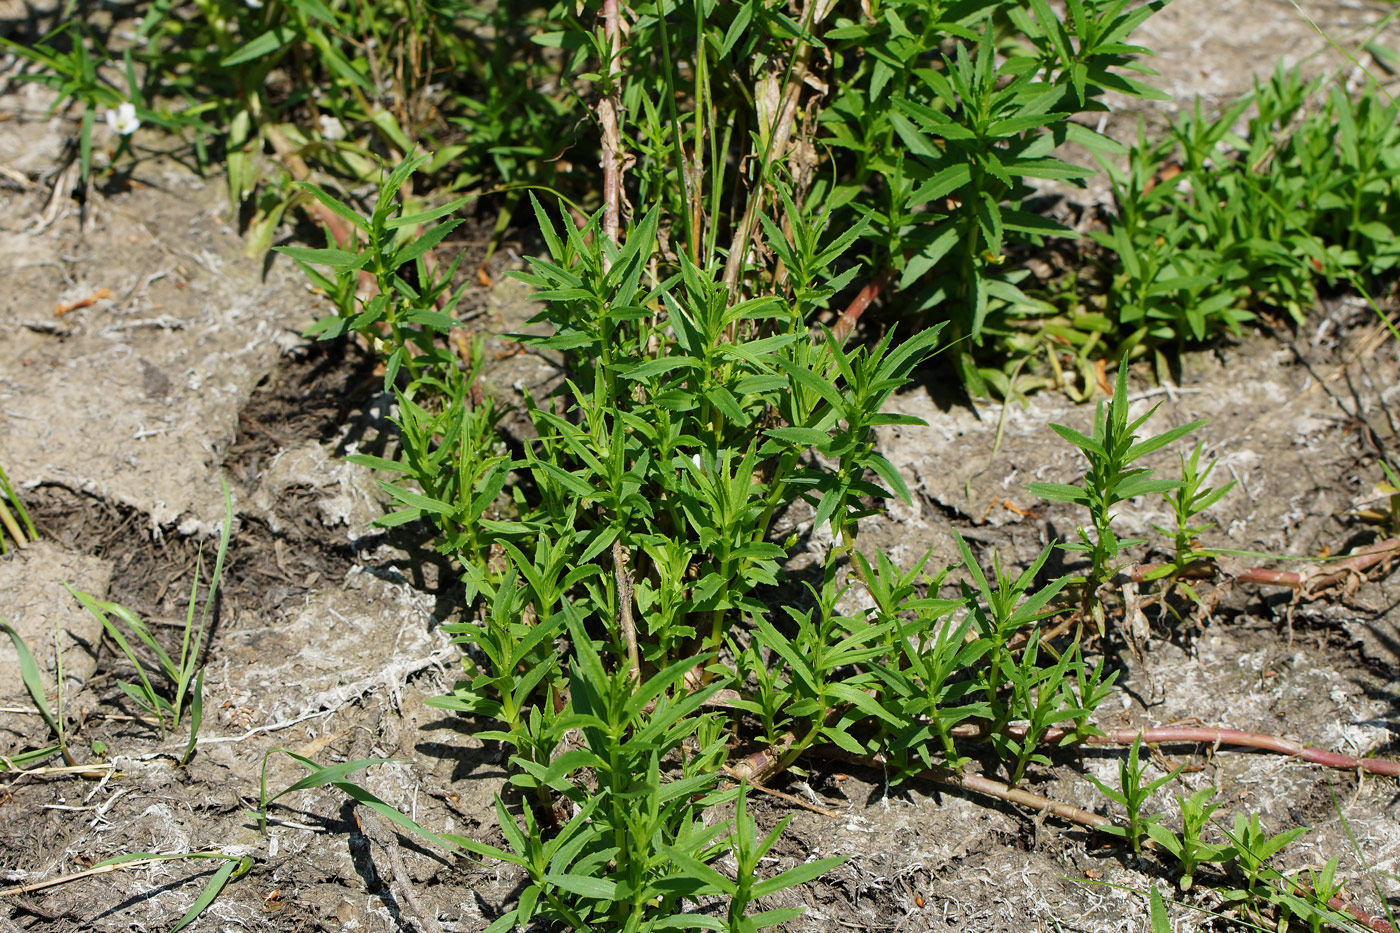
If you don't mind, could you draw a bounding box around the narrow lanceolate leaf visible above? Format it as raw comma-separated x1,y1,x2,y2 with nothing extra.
1125,419,1207,460
273,246,364,270
377,481,454,515
1048,423,1106,458
294,181,369,232
751,856,847,899
1027,481,1090,506
265,752,401,805
542,873,617,899
392,218,464,268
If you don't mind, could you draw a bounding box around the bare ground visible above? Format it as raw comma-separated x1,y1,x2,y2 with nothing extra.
3,2,1400,931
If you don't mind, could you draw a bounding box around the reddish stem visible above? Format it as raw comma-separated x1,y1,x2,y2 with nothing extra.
831,270,888,343
1074,727,1399,777
1132,539,1400,594
943,722,1398,777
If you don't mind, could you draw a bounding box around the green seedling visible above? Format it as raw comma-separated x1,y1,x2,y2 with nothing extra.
0,24,143,185
1147,440,1235,587
1291,856,1345,933
1078,63,1400,368
1224,812,1308,900
0,462,37,554
998,633,1086,786
663,784,848,933
280,154,477,393
879,595,989,772
1059,649,1118,742
955,533,1067,729
1146,786,1235,890
0,616,71,766
67,482,231,763
1086,735,1183,853
1029,365,1204,631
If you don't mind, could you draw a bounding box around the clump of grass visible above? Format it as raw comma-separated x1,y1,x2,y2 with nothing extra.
67,481,232,765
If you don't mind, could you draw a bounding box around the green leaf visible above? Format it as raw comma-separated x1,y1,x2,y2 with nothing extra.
377,481,454,515
1027,481,1090,505
0,616,60,738
264,752,401,807
170,856,250,933
392,219,464,269
220,26,296,66
294,181,369,233
543,872,617,898
274,246,363,270
751,856,846,898
385,195,476,230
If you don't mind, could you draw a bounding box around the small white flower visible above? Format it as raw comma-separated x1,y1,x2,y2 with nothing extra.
318,114,347,141
244,0,264,8
104,102,140,136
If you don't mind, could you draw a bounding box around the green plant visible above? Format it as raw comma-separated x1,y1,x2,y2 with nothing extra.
664,784,847,933
0,616,71,767
1073,63,1400,367
877,583,987,772
1028,366,1204,631
445,604,737,931
271,0,1188,923
253,748,464,851
0,463,37,554
1225,812,1309,900
66,482,231,764
0,24,147,185
88,851,253,933
1146,786,1235,891
1085,735,1182,854
1138,441,1236,613
998,635,1087,786
281,154,475,386
954,533,1065,729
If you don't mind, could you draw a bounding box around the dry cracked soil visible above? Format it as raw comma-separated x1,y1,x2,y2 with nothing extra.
3,2,1400,931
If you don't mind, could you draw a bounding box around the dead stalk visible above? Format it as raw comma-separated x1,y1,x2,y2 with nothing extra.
816,747,1396,933
612,538,641,684
721,3,824,297
817,745,1110,828
599,0,624,254
0,854,212,897
596,0,639,683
